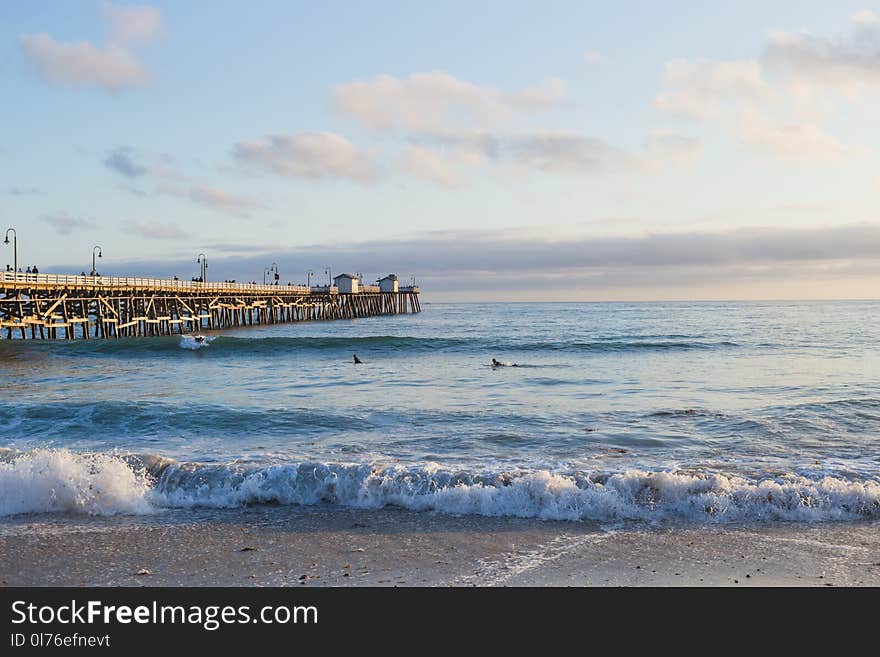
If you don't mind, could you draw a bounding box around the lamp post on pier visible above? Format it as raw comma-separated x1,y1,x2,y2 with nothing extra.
3,228,16,276
197,253,207,283
91,246,102,276
263,263,278,285
324,267,332,286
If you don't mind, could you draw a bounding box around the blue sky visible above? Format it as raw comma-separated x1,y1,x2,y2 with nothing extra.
3,1,880,300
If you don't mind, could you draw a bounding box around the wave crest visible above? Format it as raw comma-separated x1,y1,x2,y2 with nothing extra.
0,449,153,516
2,449,879,522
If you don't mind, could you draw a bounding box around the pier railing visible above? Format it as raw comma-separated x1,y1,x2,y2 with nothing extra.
1,272,313,294
1,271,420,295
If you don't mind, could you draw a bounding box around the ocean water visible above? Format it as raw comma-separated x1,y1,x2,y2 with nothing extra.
1,301,879,523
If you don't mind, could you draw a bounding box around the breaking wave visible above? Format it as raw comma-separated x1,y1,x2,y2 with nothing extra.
2,449,879,523
0,450,153,516
178,335,215,350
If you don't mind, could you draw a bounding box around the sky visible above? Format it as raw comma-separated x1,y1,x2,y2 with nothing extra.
2,1,880,300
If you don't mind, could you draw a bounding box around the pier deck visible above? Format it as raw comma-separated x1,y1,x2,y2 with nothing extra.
0,272,420,340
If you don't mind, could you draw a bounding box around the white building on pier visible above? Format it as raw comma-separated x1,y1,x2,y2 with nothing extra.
333,272,359,294
378,274,398,293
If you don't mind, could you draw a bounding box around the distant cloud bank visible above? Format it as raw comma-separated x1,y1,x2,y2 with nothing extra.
61,223,880,300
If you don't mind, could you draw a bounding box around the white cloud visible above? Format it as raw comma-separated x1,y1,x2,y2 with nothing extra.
19,33,151,90
657,17,880,117
101,1,163,45
401,146,462,187
125,220,188,239
41,212,96,235
332,72,565,134
513,78,567,110
157,183,265,217
584,50,605,64
653,31,862,159
426,130,698,176
101,145,263,216
233,132,379,183
331,71,694,183
645,131,702,166
761,22,880,95
734,109,847,159
505,132,624,174
19,3,161,91
399,130,691,185
231,71,693,188
652,59,769,120
851,9,879,25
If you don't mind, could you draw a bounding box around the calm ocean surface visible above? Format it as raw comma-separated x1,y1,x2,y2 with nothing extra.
2,301,879,522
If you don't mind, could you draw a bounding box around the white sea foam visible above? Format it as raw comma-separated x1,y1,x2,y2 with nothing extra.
179,335,213,350
147,463,880,521
0,450,153,516
2,449,879,521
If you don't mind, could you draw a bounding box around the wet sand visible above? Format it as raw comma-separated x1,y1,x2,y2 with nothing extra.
2,507,879,587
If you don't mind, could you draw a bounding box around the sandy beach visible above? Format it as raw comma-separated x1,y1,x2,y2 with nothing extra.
2,507,878,587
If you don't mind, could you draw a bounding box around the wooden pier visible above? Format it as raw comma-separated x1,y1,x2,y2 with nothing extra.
0,273,421,340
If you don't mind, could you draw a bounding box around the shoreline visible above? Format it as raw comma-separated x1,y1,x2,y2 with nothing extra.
2,506,879,586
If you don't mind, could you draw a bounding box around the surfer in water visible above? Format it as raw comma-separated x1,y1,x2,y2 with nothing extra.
492,358,517,367
179,334,209,350
353,354,363,364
